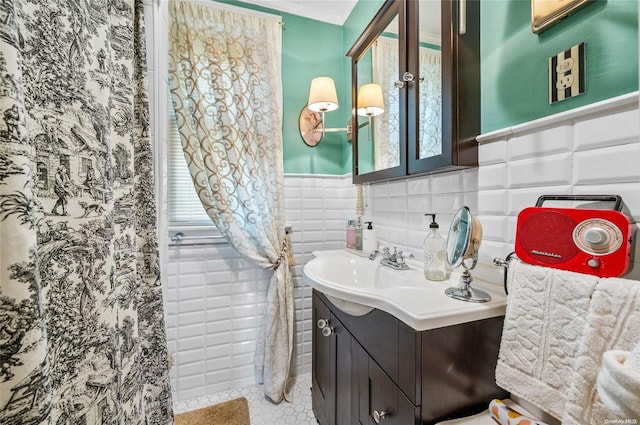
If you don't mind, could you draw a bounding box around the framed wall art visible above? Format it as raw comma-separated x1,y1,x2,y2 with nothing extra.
531,0,595,33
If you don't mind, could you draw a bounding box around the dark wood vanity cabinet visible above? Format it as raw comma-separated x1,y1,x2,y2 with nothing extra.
312,290,507,425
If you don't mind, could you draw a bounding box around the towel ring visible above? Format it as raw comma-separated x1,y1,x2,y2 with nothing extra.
493,252,517,295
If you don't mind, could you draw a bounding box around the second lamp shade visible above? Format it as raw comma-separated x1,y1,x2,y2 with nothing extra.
357,83,385,117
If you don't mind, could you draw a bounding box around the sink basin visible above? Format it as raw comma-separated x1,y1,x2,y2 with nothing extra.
309,256,409,290
303,250,507,331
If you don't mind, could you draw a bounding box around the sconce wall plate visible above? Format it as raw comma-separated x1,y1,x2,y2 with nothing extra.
531,0,595,34
299,106,355,146
299,106,323,147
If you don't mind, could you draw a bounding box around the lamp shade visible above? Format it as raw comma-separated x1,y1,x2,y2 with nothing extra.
308,77,339,112
357,83,385,117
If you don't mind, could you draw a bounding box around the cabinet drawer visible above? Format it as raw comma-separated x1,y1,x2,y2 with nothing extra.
367,359,419,425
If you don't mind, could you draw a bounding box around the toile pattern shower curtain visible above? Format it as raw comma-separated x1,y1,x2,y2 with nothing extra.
168,1,293,403
0,1,173,424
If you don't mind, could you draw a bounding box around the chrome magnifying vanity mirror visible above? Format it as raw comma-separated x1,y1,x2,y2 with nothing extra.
445,206,491,303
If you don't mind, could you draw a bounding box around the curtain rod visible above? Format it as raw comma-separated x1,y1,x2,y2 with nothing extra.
167,0,282,23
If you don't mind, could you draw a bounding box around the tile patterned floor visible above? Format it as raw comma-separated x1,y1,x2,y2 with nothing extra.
173,373,317,425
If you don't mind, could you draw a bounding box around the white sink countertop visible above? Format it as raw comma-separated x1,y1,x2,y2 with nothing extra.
303,249,507,331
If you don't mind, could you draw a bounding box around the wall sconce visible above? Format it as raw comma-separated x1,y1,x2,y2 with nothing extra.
299,77,352,147
308,77,339,113
356,83,384,141
298,79,385,147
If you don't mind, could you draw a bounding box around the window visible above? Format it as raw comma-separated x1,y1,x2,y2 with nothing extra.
167,100,213,226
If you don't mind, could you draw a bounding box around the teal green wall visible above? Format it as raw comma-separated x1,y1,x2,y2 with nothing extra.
482,0,638,133
225,0,638,173
221,1,348,175
341,0,386,174
279,18,345,174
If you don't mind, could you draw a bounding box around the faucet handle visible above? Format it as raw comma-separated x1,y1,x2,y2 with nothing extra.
396,251,415,265
382,247,391,255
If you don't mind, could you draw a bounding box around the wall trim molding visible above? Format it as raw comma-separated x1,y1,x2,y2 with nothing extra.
284,172,352,179
477,91,639,144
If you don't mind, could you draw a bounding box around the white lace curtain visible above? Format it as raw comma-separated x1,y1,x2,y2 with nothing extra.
418,47,442,159
167,1,293,403
373,36,401,170
373,37,441,164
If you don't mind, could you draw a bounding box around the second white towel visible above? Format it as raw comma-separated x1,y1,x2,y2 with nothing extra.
563,277,640,425
495,260,598,420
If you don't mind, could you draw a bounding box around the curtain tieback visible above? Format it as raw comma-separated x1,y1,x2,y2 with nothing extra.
272,234,295,270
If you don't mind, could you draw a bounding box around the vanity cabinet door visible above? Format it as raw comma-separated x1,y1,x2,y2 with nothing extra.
335,314,355,425
407,0,480,175
313,293,358,425
313,294,335,425
421,316,509,423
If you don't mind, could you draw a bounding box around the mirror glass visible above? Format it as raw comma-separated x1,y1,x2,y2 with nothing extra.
416,0,442,160
446,206,472,268
445,206,490,303
356,14,400,174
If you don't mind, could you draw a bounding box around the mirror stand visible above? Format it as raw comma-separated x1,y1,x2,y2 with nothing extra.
445,239,491,303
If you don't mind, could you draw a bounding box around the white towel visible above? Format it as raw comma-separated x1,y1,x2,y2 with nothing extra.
563,277,640,425
495,261,599,421
596,348,640,419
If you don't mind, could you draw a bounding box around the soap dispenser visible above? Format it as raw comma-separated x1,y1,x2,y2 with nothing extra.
362,221,378,253
346,219,356,249
423,214,448,281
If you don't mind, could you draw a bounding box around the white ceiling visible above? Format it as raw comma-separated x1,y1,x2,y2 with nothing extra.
240,0,441,44
240,0,358,26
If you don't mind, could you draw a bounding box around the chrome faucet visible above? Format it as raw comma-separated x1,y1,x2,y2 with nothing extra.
372,247,414,270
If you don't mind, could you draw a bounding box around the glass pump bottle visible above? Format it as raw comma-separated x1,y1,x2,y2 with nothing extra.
423,213,448,281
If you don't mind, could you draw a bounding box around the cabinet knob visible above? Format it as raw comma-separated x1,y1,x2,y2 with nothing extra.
316,318,329,329
394,72,415,88
373,410,388,423
321,326,334,337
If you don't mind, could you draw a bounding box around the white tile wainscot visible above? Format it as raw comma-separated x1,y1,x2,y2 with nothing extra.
164,175,355,402
364,92,640,283
163,92,640,404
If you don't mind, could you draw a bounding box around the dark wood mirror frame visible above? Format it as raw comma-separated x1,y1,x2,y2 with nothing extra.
347,0,406,183
347,0,480,184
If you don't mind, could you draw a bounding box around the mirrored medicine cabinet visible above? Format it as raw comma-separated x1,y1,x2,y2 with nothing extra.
347,0,480,184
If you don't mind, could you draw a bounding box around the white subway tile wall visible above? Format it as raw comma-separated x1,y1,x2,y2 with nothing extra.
151,1,639,403
148,0,640,410
163,98,639,405
165,176,355,402
366,98,640,283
